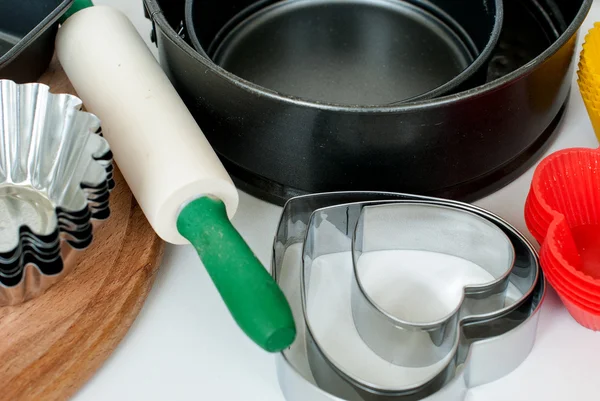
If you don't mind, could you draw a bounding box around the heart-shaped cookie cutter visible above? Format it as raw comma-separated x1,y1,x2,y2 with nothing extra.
273,192,544,401
348,203,514,369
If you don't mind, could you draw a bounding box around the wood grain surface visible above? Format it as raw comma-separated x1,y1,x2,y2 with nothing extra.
0,58,165,401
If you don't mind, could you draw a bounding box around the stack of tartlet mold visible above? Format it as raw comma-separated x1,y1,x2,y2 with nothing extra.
0,79,113,305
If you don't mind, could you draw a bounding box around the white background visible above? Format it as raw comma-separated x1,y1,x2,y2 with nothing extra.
76,0,600,400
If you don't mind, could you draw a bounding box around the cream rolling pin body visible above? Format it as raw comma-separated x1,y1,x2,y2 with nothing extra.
56,5,295,352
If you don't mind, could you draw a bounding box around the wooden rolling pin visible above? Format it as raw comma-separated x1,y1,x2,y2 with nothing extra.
55,4,295,352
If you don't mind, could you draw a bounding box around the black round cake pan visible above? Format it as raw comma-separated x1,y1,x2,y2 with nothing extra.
144,0,592,206
186,0,503,104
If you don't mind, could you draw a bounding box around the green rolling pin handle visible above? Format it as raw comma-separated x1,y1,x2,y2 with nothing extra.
177,197,296,352
59,0,94,23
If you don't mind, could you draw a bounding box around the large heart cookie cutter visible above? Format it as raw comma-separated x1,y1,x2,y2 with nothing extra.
273,192,544,401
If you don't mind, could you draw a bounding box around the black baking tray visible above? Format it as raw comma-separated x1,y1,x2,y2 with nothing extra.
0,0,73,83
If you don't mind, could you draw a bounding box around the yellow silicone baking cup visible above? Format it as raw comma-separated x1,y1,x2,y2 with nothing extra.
578,23,600,141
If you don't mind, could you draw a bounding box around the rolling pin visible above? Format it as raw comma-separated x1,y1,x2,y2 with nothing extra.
55,4,295,352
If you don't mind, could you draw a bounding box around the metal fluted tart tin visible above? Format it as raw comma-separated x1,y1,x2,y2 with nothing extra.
0,80,113,305
272,191,544,401
145,0,591,205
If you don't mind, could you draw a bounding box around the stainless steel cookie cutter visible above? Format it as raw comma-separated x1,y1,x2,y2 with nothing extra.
347,203,515,368
272,192,544,401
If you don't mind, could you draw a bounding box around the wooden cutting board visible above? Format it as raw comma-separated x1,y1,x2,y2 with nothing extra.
0,58,165,401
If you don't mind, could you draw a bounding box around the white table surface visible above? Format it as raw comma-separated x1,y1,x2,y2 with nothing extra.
74,1,600,400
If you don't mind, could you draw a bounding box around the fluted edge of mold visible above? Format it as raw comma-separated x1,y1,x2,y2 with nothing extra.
0,80,114,304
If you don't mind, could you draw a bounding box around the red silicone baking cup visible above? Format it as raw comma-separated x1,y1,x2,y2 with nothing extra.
545,282,600,331
542,245,600,311
543,259,600,331
525,148,600,330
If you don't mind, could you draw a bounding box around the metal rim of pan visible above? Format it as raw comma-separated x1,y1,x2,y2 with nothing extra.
183,0,504,105
144,0,592,112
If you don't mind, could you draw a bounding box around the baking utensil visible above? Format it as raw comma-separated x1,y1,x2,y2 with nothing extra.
525,147,600,330
56,4,295,352
578,23,600,140
144,0,591,205
0,79,112,305
525,148,600,330
348,204,514,368
273,192,543,401
186,0,503,104
0,0,73,83
304,201,536,400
